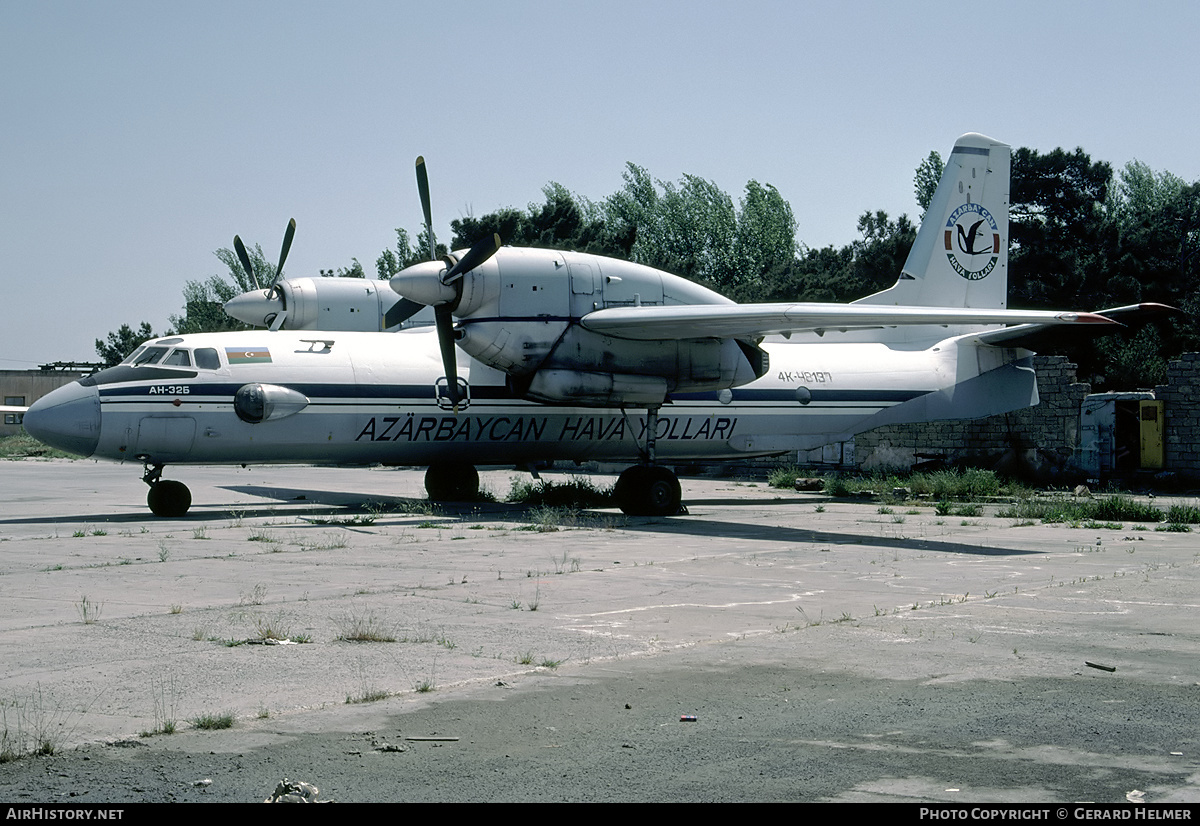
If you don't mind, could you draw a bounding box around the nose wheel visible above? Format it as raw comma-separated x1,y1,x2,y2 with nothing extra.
142,464,192,517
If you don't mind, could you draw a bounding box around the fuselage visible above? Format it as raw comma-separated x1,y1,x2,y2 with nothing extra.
25,326,977,468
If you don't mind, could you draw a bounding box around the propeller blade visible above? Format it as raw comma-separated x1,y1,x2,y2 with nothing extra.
443,233,501,284
416,156,436,261
233,235,260,290
382,297,426,329
273,218,296,285
434,304,462,408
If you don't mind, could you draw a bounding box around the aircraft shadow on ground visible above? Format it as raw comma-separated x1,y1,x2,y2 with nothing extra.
0,485,1040,558
223,484,1042,558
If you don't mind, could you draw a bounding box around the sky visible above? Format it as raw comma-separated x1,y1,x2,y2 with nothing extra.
2,0,1198,368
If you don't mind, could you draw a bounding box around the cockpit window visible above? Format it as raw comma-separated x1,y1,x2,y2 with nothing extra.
163,349,192,367
125,346,169,366
195,348,220,370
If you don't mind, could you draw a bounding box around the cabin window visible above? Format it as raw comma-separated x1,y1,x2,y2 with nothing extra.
163,349,192,367
195,348,220,370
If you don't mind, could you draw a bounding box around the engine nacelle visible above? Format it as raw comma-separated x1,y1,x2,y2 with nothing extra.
526,371,668,406
225,278,431,331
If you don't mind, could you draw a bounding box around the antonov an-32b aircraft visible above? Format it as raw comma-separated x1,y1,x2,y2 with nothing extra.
24,134,1149,517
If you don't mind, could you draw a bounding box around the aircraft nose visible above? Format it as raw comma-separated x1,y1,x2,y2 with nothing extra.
24,381,101,458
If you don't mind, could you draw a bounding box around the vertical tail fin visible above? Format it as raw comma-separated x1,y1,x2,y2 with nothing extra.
855,133,1010,309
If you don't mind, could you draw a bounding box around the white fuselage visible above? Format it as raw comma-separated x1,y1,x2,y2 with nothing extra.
57,326,984,469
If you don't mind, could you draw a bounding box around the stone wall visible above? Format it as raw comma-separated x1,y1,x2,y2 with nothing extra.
852,355,1093,477
1156,352,1200,477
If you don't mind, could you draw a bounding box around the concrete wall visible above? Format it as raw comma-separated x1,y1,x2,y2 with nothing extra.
0,370,86,436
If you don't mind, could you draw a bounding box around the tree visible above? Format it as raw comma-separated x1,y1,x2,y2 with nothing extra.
377,228,445,280
320,259,365,278
95,321,159,367
733,180,797,285
168,245,269,335
914,150,944,216
1008,146,1112,312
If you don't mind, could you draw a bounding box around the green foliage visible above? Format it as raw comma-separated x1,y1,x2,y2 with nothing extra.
95,321,159,366
997,494,1162,524
813,469,1003,501
0,432,79,459
505,477,613,508
1165,503,1200,524
914,150,944,216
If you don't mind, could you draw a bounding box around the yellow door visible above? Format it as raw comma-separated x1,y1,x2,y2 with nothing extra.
1139,401,1164,469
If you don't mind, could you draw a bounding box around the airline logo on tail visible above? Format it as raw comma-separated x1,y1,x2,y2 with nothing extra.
944,202,1000,281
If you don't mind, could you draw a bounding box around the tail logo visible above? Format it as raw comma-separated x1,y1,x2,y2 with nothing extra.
943,203,1000,281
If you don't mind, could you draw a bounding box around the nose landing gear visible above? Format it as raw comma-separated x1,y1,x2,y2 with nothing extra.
143,463,192,517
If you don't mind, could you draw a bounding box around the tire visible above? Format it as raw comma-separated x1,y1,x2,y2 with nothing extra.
614,465,681,516
147,480,191,517
424,462,480,501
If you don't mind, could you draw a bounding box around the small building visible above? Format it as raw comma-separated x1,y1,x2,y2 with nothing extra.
0,365,99,437
1078,391,1165,481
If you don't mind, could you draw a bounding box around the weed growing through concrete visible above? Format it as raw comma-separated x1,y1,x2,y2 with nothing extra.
141,675,180,737
239,583,268,606
333,610,397,642
2,689,76,760
76,595,102,624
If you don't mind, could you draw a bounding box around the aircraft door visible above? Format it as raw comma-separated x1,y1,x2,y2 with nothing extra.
135,416,197,461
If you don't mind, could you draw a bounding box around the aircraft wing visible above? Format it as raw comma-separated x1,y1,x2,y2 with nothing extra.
579,303,1119,341
968,303,1182,350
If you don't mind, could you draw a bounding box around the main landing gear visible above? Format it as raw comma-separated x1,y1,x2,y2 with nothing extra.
614,405,683,516
424,461,480,502
143,463,192,517
422,408,683,516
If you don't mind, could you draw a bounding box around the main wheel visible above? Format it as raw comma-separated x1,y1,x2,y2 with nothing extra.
614,465,682,516
147,480,191,517
424,462,480,501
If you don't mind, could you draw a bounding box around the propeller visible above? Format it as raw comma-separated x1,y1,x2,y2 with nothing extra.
233,219,297,298
410,157,501,410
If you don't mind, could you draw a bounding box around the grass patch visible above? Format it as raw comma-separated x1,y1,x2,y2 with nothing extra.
1165,503,1200,524
334,610,397,643
506,477,613,508
783,468,1008,500
0,432,79,459
997,494,1163,524
190,711,235,730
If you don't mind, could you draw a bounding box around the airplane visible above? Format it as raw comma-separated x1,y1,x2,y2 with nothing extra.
22,134,1171,518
